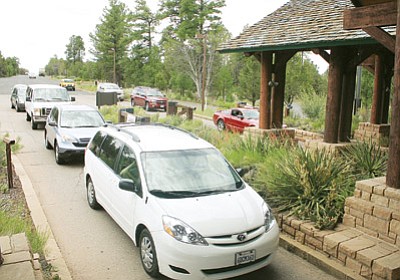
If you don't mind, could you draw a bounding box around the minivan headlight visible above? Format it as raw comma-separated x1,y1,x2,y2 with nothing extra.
162,216,208,246
262,202,275,232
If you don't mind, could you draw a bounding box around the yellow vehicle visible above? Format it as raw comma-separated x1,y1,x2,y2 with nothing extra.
60,79,76,91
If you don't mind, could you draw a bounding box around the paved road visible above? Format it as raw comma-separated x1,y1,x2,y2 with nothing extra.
0,75,337,280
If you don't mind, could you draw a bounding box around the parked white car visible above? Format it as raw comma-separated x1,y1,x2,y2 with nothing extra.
83,123,279,279
96,82,124,101
25,84,75,129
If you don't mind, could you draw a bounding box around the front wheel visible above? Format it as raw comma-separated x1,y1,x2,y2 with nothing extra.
26,113,31,121
31,117,38,130
217,119,225,131
54,143,65,164
131,98,135,107
145,102,150,111
139,229,160,278
44,131,52,149
86,178,101,210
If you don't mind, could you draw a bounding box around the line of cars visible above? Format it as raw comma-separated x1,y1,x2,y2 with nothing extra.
10,82,279,279
10,83,105,164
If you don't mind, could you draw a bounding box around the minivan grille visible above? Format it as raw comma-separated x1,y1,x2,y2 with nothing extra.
202,254,271,275
206,226,265,247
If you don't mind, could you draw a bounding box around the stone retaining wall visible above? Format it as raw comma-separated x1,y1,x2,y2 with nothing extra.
343,177,400,247
277,177,400,279
354,123,390,147
243,127,296,139
294,129,324,142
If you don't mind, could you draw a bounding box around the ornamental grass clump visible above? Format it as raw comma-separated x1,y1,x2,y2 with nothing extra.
257,147,355,229
341,140,387,180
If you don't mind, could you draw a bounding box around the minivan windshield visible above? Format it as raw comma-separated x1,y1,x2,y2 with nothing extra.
142,148,244,198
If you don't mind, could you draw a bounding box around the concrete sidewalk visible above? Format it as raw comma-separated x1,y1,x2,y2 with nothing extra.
0,233,41,280
2,155,72,280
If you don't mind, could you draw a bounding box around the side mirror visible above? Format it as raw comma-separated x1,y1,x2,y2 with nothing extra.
236,168,246,177
71,97,76,102
119,179,137,193
48,120,57,127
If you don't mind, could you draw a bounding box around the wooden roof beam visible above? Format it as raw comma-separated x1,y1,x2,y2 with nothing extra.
362,26,395,53
312,48,330,63
343,1,396,29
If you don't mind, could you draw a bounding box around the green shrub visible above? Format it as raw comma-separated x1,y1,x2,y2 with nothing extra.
341,140,388,180
257,147,355,229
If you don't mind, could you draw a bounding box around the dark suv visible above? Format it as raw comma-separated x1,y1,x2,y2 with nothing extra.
130,86,168,112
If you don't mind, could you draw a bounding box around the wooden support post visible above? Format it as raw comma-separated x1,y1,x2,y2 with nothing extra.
324,48,345,143
259,52,272,129
272,51,296,128
339,64,357,142
381,55,394,124
371,54,383,124
3,138,15,189
386,1,400,189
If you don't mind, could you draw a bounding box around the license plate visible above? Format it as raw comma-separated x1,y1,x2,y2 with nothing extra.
235,250,256,265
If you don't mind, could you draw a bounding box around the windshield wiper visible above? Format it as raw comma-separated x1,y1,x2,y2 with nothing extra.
149,189,201,198
197,190,232,197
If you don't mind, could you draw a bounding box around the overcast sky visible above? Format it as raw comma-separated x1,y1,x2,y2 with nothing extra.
0,0,327,73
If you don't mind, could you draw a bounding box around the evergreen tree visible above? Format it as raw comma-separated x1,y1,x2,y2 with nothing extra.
89,0,132,85
65,35,85,64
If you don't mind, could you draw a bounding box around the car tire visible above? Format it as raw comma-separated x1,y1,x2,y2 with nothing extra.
11,103,15,109
86,178,101,210
145,102,150,111
54,142,65,164
217,119,226,131
139,229,160,278
131,99,135,107
26,113,31,121
31,116,38,130
16,105,20,112
44,131,52,150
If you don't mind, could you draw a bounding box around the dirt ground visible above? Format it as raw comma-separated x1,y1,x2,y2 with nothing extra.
0,165,31,226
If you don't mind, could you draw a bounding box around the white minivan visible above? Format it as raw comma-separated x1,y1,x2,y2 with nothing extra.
83,123,279,279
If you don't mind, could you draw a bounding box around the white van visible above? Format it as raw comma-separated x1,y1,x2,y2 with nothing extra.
25,84,75,129
83,123,279,279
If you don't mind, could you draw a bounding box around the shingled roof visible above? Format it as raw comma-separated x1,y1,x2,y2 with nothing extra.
219,0,395,53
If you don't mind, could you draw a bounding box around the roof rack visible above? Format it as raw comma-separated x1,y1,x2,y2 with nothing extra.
104,122,199,142
150,123,199,140
104,123,141,142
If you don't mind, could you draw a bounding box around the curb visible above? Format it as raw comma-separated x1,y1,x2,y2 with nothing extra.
12,154,72,280
279,233,365,280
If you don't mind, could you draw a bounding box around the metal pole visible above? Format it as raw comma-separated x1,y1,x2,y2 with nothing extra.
201,36,207,111
113,48,116,84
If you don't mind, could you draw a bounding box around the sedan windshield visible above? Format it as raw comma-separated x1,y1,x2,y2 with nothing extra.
142,148,243,198
104,84,119,89
146,88,163,97
242,110,259,119
60,110,104,128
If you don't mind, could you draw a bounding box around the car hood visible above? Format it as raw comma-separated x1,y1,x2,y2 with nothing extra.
245,119,259,127
32,101,72,107
103,89,123,94
147,96,167,101
154,186,265,236
58,127,100,139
